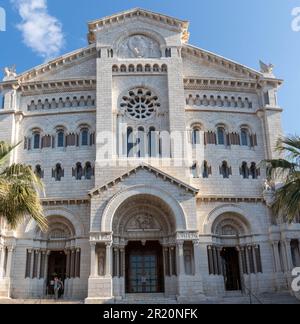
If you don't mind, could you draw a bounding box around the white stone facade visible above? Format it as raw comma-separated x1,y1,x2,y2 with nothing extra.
0,9,299,302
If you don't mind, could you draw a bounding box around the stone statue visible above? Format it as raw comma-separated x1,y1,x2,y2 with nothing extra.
3,65,17,81
264,179,274,192
118,35,161,58
259,60,274,75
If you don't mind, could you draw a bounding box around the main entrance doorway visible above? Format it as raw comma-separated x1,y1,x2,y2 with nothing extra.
47,251,66,296
125,241,164,294
221,247,241,291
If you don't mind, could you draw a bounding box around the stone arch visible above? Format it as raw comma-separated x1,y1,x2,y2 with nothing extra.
203,204,251,235
101,186,187,232
24,207,85,238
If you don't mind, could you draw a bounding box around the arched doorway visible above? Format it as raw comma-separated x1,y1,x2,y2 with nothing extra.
209,213,255,292
111,194,176,296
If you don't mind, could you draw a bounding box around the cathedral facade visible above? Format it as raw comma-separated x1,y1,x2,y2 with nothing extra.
0,9,299,303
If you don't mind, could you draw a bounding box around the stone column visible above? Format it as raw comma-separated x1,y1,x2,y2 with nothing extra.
119,247,125,278
284,239,293,271
113,247,119,278
90,243,97,277
272,241,281,272
252,246,258,274
36,250,41,279
66,250,70,278
163,247,169,277
105,243,112,277
5,247,15,278
0,247,4,278
193,241,201,276
168,247,173,276
177,242,185,276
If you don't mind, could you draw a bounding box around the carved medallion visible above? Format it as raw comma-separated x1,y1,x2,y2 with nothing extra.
118,35,161,58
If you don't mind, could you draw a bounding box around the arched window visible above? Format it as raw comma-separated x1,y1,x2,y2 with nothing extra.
34,165,43,179
137,127,145,158
153,64,160,72
217,127,225,145
241,128,250,146
33,132,41,149
129,65,135,72
53,163,64,181
120,65,126,72
57,131,65,148
84,162,93,180
74,162,83,180
137,64,143,72
203,161,210,178
81,129,89,146
241,162,249,179
192,128,201,145
220,161,231,179
250,162,259,179
127,127,134,157
112,65,119,73
191,162,199,178
148,127,156,157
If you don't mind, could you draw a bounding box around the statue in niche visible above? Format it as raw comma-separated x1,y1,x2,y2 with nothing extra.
98,252,105,276
118,35,161,58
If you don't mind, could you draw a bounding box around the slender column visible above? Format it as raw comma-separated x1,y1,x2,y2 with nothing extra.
284,239,293,271
177,242,185,276
163,247,169,277
0,247,4,278
5,247,15,278
252,246,258,274
105,243,112,277
44,251,50,279
66,250,70,278
245,246,251,274
168,247,173,276
272,241,281,272
193,241,201,276
36,250,41,279
113,247,119,278
119,247,125,278
217,247,223,275
207,246,214,275
90,243,97,277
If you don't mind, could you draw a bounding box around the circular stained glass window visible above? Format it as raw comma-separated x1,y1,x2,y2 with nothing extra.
120,88,160,120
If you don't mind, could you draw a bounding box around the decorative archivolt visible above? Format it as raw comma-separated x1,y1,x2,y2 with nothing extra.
211,212,250,237
112,195,175,238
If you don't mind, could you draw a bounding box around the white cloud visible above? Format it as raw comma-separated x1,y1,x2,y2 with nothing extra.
11,0,64,60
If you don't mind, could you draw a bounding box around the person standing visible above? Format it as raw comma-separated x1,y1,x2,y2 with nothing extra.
53,277,63,300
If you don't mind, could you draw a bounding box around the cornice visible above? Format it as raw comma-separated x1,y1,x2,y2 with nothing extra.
196,196,264,203
183,77,261,93
19,78,96,95
41,198,90,206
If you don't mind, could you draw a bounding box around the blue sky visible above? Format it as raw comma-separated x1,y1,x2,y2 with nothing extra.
0,0,299,135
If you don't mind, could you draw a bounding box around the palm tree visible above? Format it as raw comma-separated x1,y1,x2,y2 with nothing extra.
0,141,47,231
265,136,300,223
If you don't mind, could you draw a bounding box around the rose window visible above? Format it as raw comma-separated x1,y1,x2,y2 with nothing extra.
120,88,160,120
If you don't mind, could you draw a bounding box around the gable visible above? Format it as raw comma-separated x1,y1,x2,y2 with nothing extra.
90,164,198,197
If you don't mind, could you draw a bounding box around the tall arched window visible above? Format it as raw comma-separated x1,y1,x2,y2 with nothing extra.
217,127,225,145
74,162,83,180
34,165,43,179
137,127,145,158
250,162,258,179
191,162,199,178
33,132,41,149
241,162,249,179
127,127,134,157
241,128,250,146
57,131,65,148
203,161,210,178
220,161,231,179
53,163,64,181
81,129,89,146
192,128,201,146
148,127,156,157
84,162,93,180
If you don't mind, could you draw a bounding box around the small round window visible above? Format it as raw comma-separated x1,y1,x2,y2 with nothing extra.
120,88,160,120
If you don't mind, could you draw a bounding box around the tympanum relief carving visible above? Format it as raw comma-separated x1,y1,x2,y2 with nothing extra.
118,35,161,58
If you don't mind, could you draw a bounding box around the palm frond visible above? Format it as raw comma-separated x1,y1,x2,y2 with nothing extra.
0,141,20,166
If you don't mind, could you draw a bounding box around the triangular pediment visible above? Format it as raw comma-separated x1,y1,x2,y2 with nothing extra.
87,8,190,44
89,164,199,197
